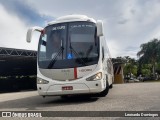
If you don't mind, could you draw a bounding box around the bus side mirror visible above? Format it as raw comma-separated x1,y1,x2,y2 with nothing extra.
96,20,103,37
26,26,43,43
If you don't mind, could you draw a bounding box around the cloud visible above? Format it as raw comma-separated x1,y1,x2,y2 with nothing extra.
118,19,130,24
104,0,160,58
1,0,160,58
0,0,53,26
0,4,40,50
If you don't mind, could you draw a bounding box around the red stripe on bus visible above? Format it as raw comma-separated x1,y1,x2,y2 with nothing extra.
74,68,77,79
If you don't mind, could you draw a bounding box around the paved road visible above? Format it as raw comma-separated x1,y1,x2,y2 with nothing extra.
0,82,160,120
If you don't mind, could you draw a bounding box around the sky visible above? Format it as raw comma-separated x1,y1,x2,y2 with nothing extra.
0,0,160,58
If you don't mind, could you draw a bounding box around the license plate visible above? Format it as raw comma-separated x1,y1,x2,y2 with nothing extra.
62,86,73,90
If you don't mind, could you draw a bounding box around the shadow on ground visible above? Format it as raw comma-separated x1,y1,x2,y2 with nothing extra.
0,95,99,110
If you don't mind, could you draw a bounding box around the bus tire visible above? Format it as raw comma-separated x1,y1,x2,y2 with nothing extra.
95,81,109,97
61,95,68,99
109,84,113,89
99,85,109,97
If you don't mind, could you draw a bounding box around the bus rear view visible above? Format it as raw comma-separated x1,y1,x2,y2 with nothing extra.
26,15,114,98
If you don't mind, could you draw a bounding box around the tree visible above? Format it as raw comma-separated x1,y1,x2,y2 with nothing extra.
137,39,160,77
141,64,152,77
123,56,137,77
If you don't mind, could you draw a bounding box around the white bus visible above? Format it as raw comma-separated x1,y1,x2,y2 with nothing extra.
26,15,114,98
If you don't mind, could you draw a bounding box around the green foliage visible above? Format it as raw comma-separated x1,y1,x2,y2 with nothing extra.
137,39,160,76
132,65,138,76
114,38,160,78
140,64,152,76
116,56,137,77
141,68,150,76
156,62,160,74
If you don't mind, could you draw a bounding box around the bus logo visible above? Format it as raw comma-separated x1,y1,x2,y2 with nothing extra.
79,69,92,72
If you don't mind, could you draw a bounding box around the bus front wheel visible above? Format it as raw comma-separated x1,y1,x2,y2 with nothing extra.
109,84,113,89
99,85,109,97
61,95,68,99
95,81,109,97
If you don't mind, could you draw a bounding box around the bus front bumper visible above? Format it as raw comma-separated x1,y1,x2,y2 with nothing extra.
37,80,105,96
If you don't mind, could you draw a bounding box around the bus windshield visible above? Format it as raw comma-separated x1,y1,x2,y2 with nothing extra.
38,21,99,69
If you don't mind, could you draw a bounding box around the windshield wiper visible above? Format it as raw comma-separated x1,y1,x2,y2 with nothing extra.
69,41,86,66
47,39,64,69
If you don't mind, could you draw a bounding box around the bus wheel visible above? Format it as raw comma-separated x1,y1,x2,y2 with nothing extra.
61,95,68,99
99,85,109,97
96,81,109,97
109,84,113,89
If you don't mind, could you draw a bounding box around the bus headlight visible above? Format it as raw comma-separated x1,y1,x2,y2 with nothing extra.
37,78,49,84
86,72,102,81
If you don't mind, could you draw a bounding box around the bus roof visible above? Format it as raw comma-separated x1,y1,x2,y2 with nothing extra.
47,15,96,26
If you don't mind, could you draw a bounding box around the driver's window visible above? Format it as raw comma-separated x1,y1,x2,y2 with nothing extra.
39,34,47,60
